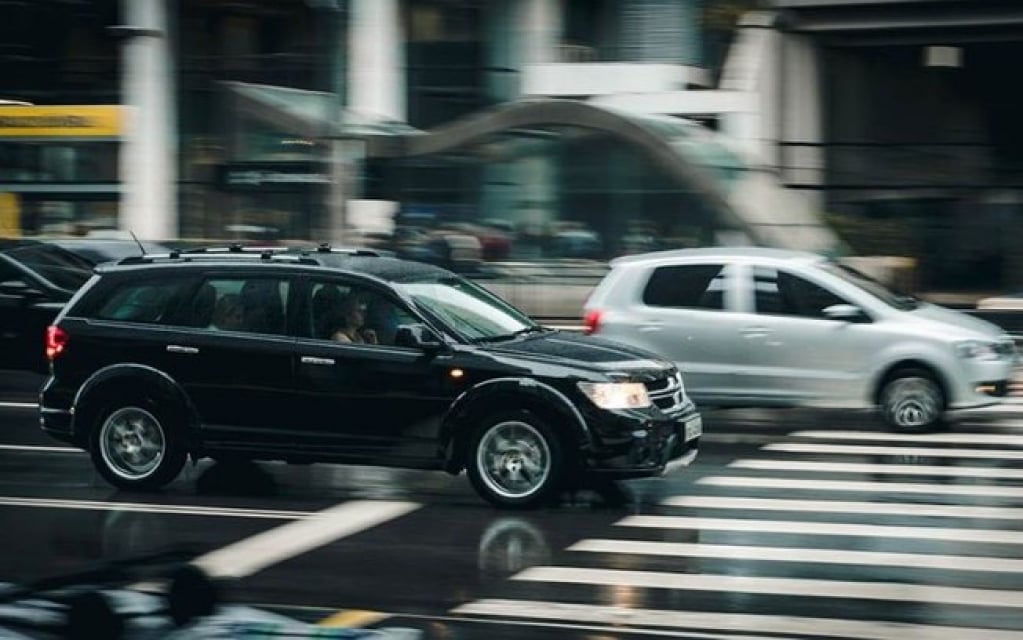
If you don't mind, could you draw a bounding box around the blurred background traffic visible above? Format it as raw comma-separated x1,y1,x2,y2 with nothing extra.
2,0,1022,321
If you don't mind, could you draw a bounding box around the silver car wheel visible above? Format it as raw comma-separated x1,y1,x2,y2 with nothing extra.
475,420,551,500
883,376,942,429
99,406,166,481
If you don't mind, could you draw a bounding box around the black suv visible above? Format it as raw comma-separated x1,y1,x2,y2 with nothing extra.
39,246,701,507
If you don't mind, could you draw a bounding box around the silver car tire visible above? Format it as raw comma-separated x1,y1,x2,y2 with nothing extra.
467,411,563,509
880,371,945,432
90,402,186,490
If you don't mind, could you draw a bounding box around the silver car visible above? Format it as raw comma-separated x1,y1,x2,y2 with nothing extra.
583,247,1016,432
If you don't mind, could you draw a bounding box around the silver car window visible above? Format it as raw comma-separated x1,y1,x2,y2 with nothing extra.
753,266,848,319
642,263,726,310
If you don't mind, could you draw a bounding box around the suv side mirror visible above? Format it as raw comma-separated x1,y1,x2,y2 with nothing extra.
0,279,45,299
823,303,868,322
394,323,444,352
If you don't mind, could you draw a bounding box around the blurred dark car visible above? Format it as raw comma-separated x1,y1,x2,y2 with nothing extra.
47,237,169,265
0,238,94,372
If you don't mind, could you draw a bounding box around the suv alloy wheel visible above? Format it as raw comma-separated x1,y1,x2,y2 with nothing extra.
467,411,563,509
90,401,187,490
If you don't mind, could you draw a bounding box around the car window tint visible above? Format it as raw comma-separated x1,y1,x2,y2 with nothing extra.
94,278,193,324
642,264,726,310
307,280,413,346
754,267,847,318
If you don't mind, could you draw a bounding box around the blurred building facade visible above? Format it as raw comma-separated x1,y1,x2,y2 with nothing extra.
0,0,1021,291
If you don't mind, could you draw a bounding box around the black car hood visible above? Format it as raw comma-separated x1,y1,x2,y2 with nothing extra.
480,330,674,379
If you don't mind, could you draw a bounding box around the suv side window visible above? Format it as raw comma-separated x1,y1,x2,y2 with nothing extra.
642,264,726,310
306,280,414,346
753,266,847,319
180,277,290,335
93,277,193,324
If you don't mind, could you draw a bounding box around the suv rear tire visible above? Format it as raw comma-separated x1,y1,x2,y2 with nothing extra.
467,410,563,509
90,401,186,490
879,368,946,433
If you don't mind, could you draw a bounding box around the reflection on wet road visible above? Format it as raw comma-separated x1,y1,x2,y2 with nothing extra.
1,387,1022,638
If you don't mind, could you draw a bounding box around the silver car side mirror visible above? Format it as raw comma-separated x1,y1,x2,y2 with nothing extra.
823,303,867,322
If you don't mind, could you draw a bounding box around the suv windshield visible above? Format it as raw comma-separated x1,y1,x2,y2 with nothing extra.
397,275,540,342
4,244,93,291
821,260,918,311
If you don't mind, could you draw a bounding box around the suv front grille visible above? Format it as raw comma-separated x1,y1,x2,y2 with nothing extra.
646,372,686,414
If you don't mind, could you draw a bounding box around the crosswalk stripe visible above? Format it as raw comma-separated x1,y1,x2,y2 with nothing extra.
619,515,1023,545
512,566,1023,609
452,599,1023,640
764,442,1023,459
194,500,419,579
660,495,1023,520
730,458,1023,480
697,475,1023,498
790,430,1023,446
569,538,1023,573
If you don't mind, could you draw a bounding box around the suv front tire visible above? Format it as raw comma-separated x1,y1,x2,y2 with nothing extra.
467,410,564,509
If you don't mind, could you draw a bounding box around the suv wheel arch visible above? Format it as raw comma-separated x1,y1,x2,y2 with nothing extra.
439,378,591,476
72,364,200,451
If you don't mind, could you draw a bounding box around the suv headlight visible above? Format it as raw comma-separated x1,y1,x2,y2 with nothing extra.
955,340,1003,361
577,382,651,409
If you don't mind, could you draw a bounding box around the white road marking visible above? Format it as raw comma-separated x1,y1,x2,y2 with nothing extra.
452,599,1023,640
0,495,311,519
730,458,1023,480
764,442,1023,460
193,500,419,579
661,495,1023,520
0,444,82,454
791,430,1023,446
698,475,1023,498
619,515,1023,545
512,566,1023,609
0,402,37,409
569,538,1023,573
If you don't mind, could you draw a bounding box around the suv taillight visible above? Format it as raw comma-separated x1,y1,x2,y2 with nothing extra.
46,325,68,361
583,309,603,335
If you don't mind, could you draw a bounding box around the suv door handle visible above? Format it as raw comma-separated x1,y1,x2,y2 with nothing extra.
166,345,199,354
741,326,771,338
639,321,664,333
301,356,335,366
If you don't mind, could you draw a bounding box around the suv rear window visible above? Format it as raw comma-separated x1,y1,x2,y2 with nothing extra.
3,243,92,291
642,264,726,310
92,278,193,324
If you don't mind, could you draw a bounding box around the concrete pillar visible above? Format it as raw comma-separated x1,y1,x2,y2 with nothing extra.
348,0,405,121
118,0,177,240
779,33,825,210
522,0,561,65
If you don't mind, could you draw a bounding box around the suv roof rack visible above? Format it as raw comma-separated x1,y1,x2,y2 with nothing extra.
114,243,380,266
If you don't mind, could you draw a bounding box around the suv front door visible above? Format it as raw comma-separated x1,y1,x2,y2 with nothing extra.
291,277,452,464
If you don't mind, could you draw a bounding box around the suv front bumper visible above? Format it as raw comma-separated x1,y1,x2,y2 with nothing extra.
584,407,701,478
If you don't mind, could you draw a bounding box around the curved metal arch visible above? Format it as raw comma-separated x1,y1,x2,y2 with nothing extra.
366,99,758,240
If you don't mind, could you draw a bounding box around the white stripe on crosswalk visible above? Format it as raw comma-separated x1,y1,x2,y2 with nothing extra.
791,430,1023,446
698,475,1023,498
194,500,418,579
0,444,82,454
661,495,1023,520
569,538,1023,573
764,442,1023,459
730,458,1023,480
619,515,1023,545
452,599,1023,640
512,567,1023,609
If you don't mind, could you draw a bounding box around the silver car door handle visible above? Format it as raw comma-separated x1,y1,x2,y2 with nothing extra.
639,321,664,333
301,356,335,366
166,345,199,354
741,326,771,338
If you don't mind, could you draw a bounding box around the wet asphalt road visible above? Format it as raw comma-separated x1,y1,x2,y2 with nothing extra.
1,369,1023,639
